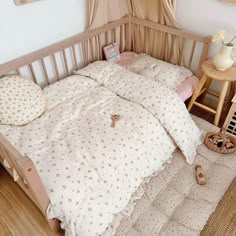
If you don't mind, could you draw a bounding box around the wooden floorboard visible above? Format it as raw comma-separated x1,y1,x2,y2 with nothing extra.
0,165,56,236
189,100,228,128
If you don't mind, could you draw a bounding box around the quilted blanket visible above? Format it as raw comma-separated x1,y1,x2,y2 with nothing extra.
0,63,201,236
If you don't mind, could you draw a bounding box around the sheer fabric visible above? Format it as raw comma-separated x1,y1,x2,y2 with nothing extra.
88,0,130,30
83,0,130,63
130,0,182,64
84,0,182,65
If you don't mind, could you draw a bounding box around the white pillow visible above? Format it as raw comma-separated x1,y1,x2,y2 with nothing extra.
0,75,46,126
126,54,193,90
151,63,192,90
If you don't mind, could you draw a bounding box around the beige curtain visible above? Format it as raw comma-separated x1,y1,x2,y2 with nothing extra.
83,0,130,64
130,0,182,64
84,0,182,65
88,0,130,30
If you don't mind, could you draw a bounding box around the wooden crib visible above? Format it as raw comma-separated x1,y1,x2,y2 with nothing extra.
0,16,211,233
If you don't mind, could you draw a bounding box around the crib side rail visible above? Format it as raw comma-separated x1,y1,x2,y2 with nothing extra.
0,134,60,231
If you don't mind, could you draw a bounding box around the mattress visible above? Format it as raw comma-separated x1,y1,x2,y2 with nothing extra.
115,116,236,235
118,52,199,102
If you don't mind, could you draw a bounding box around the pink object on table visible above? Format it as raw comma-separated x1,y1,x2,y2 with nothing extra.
176,75,199,101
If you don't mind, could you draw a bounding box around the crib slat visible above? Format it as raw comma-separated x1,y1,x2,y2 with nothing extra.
120,24,124,51
167,34,174,62
112,28,115,42
114,28,117,42
165,32,170,61
143,26,146,53
62,49,69,76
80,42,86,67
52,54,60,80
97,35,102,60
93,37,98,61
188,41,196,69
29,64,37,83
72,45,78,70
82,41,89,66
90,38,95,62
132,26,136,53
125,16,132,52
40,59,49,85
178,38,185,65
16,69,21,75
160,32,165,60
105,32,108,46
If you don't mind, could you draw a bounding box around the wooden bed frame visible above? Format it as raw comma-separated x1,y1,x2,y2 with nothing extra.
0,16,211,233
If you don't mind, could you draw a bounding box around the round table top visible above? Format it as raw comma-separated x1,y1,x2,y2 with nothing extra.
202,60,236,82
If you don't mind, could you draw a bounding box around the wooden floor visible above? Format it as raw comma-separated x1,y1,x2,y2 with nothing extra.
0,165,56,236
190,104,227,128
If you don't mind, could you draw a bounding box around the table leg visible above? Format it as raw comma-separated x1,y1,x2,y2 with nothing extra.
199,77,212,102
228,81,236,101
214,81,230,126
188,73,208,112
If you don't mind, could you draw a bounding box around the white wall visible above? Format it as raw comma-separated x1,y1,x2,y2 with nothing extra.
0,0,87,64
3,0,235,64
176,0,236,58
176,0,236,102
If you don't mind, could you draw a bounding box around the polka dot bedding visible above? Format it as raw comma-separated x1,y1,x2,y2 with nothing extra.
76,61,202,164
0,63,201,236
0,75,46,126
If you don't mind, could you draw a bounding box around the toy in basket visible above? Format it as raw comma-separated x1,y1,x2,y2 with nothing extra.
204,127,236,154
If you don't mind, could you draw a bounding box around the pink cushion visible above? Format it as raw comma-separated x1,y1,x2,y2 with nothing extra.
117,52,137,66
176,76,199,101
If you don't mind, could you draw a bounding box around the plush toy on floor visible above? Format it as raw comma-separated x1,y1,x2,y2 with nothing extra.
195,165,207,185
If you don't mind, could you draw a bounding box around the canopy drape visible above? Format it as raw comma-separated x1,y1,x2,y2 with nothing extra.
84,0,182,65
130,0,182,64
88,0,130,30
83,0,130,64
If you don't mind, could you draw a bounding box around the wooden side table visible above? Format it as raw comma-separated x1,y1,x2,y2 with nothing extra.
188,60,236,126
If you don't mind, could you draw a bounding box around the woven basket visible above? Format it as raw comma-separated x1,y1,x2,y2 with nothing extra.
204,132,236,154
